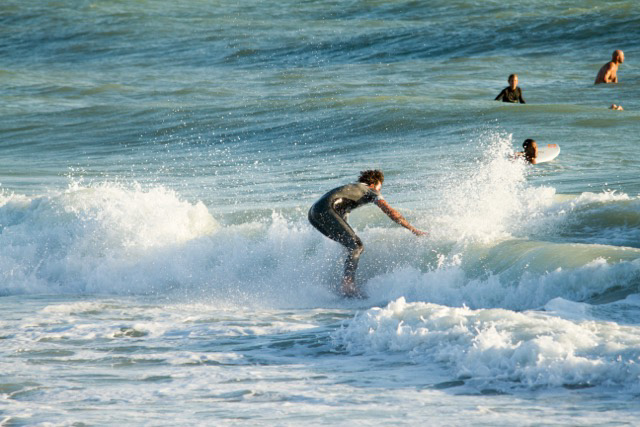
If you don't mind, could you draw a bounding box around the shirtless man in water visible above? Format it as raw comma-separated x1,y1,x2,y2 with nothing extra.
595,50,624,84
308,170,425,298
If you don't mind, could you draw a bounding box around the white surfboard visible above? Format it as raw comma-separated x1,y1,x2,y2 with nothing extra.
536,143,560,163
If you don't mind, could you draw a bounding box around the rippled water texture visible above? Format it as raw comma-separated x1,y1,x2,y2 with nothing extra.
2,0,640,425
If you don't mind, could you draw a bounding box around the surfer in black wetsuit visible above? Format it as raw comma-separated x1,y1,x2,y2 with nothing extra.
495,74,526,104
308,169,426,298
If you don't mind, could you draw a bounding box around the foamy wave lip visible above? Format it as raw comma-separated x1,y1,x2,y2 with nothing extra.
334,297,640,391
428,131,557,244
59,182,219,249
41,302,110,314
545,190,633,221
540,191,640,246
0,183,221,295
0,186,340,302
426,131,637,247
573,190,631,204
365,254,640,312
0,188,31,208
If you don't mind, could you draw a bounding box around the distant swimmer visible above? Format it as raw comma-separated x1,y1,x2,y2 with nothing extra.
515,139,538,164
495,74,526,104
308,170,426,298
610,104,624,111
595,50,624,84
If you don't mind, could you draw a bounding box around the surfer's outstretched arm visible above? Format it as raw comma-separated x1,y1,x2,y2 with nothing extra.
375,199,426,236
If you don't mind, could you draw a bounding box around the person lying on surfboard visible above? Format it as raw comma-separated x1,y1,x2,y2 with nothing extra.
515,139,538,164
308,169,426,298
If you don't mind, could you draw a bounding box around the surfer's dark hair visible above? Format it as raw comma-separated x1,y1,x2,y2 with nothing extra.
358,169,384,186
508,73,517,81
523,138,536,148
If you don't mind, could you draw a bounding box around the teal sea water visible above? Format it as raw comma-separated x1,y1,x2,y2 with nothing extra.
2,1,640,425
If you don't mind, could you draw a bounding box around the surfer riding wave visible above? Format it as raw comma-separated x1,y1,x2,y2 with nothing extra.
308,170,426,298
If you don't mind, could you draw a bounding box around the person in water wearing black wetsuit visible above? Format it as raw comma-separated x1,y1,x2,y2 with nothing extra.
495,74,526,104
308,170,426,298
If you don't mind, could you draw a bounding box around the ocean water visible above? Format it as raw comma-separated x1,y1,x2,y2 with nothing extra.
2,0,640,425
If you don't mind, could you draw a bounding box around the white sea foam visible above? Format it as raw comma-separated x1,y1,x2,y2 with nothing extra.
334,297,640,390
422,134,640,250
365,252,640,311
418,132,569,251
0,183,218,295
1,178,640,312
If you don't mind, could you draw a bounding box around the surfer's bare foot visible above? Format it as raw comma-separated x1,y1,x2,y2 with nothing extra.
342,288,367,299
341,278,367,299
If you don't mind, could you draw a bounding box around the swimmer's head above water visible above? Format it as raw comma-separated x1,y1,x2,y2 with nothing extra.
612,50,625,64
522,139,538,164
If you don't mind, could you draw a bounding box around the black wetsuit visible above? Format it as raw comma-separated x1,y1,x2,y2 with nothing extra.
308,183,382,284
495,86,525,103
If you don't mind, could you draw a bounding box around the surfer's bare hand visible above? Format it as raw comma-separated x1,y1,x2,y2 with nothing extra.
412,228,427,236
